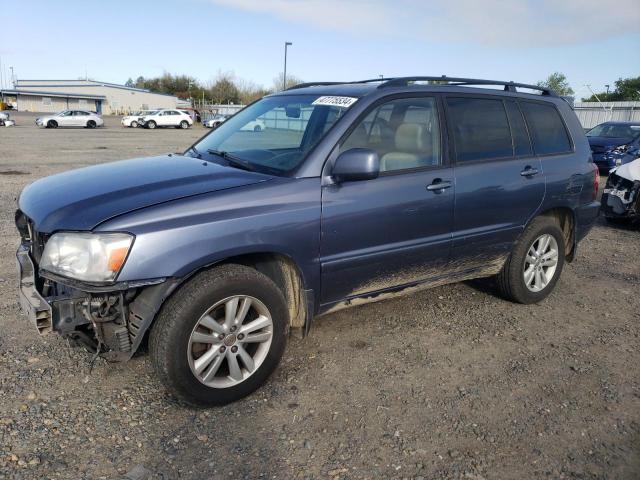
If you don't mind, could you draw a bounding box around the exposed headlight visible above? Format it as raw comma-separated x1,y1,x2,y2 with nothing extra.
40,232,133,282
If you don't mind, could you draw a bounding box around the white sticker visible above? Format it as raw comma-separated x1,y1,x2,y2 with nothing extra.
311,96,358,108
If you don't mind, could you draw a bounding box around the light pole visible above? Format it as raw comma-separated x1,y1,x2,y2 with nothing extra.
605,84,610,95
283,42,292,90
10,66,14,87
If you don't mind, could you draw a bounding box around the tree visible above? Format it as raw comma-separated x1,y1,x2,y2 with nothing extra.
273,72,303,92
582,76,640,102
124,77,134,87
537,72,574,96
209,72,240,104
236,78,272,105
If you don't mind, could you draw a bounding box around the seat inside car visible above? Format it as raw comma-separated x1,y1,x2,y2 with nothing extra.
380,122,438,171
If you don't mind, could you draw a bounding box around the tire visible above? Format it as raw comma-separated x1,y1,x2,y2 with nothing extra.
495,216,565,304
131,121,138,128
86,120,96,128
253,125,262,132
47,120,58,128
180,120,189,129
149,264,288,406
147,120,156,129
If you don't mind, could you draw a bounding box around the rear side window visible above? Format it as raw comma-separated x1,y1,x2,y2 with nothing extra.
504,100,532,156
446,97,512,162
520,102,572,155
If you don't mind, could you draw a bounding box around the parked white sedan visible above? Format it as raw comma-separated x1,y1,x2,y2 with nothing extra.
121,110,157,128
36,110,104,128
140,109,193,129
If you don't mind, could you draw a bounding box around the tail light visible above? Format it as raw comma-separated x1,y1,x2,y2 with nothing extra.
592,162,600,201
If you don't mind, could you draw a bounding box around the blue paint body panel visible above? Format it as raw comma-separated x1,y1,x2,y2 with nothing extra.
17,82,600,325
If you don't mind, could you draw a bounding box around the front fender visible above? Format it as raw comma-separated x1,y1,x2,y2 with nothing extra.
96,177,322,294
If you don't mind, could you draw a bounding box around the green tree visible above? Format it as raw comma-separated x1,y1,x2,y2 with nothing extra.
124,77,134,87
537,72,574,96
209,72,240,104
583,76,640,101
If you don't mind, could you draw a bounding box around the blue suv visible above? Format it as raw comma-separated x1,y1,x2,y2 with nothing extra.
16,77,600,405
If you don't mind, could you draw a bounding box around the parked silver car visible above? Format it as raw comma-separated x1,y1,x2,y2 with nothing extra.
36,110,104,128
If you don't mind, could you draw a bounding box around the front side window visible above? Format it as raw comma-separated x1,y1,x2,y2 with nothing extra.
520,102,572,155
341,97,441,172
194,94,357,174
447,97,513,163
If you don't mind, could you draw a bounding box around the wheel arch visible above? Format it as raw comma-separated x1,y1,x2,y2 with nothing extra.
127,251,312,359
531,207,576,262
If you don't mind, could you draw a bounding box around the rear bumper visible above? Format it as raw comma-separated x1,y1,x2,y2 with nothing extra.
575,200,600,243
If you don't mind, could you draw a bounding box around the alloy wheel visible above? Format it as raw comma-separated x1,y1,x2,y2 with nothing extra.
187,295,273,388
523,234,559,292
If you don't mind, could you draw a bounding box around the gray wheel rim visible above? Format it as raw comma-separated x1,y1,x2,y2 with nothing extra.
523,233,559,292
187,295,273,388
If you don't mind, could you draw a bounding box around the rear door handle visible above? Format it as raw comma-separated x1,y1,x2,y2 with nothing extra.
520,167,540,177
426,179,452,192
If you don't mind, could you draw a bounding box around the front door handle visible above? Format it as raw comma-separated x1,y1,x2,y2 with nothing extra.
426,179,452,192
520,166,540,177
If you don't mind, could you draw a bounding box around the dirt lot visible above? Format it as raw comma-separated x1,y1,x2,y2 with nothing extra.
0,112,638,480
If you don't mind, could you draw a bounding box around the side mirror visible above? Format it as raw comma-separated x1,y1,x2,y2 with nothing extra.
332,148,380,183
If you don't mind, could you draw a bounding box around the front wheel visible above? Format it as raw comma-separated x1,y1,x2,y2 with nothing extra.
47,120,58,128
130,121,138,128
253,125,262,132
149,264,288,406
495,216,565,304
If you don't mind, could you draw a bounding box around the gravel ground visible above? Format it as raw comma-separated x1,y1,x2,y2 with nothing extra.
0,112,638,480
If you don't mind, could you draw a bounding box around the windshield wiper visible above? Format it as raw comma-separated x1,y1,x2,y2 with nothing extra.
206,149,255,172
188,146,201,158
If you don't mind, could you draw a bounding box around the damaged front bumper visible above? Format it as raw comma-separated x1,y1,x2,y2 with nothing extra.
16,241,180,361
601,169,640,220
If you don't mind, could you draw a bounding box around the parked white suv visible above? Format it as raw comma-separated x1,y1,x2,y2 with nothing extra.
36,110,104,128
140,109,193,129
121,110,157,128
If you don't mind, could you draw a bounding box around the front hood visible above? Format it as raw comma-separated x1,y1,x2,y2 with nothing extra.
588,136,633,149
612,158,640,182
19,155,272,232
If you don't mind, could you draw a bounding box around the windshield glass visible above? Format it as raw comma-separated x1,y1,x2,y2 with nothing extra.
587,123,640,138
193,94,358,174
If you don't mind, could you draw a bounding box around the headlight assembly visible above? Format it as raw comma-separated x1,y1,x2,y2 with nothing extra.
40,232,133,282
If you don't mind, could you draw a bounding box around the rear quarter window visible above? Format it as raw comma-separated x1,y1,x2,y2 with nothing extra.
520,101,572,155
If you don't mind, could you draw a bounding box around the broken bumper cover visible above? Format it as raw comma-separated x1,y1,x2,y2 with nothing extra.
16,243,53,335
16,242,180,361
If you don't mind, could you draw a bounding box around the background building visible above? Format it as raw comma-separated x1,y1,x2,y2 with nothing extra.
0,79,183,114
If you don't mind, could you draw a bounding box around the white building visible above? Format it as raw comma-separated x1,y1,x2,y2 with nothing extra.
1,79,182,114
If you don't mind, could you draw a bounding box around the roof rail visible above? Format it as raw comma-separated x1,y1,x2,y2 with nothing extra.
378,76,555,96
285,78,389,91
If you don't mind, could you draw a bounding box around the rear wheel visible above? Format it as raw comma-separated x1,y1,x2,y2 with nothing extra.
86,120,96,128
147,120,157,129
253,125,262,132
149,264,288,406
180,120,189,129
47,120,58,128
495,216,565,304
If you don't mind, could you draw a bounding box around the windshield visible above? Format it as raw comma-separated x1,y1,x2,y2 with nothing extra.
192,94,358,174
587,123,640,138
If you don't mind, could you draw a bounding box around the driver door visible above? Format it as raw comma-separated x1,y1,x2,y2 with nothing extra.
58,111,74,126
320,95,454,306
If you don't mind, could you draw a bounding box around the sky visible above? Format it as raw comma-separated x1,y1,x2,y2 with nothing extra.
0,0,638,99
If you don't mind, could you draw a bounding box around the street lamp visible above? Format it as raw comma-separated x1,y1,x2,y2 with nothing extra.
605,84,610,95
9,66,14,87
283,42,293,90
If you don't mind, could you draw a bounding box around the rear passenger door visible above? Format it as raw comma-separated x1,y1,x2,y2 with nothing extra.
445,96,545,272
320,95,454,306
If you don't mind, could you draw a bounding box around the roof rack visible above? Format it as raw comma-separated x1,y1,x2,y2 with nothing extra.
378,76,555,95
286,76,555,96
285,78,389,91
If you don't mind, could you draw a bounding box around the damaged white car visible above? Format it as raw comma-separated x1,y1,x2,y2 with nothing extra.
601,158,640,225
0,112,15,126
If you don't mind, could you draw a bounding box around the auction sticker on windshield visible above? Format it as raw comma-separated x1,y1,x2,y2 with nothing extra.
312,96,358,108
